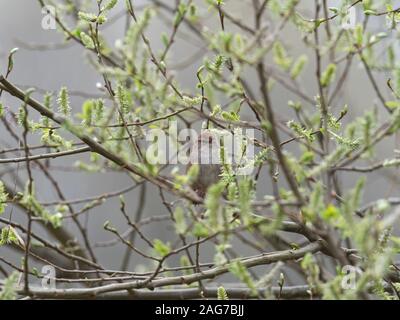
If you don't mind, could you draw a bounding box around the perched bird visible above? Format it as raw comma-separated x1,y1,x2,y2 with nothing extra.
189,130,221,198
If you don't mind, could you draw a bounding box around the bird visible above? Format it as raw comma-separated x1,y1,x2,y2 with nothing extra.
188,130,222,198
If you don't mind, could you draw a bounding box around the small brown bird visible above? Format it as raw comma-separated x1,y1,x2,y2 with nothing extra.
189,131,221,198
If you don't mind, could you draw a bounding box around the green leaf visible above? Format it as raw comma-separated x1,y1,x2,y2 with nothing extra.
221,111,240,121
301,252,314,270
94,99,105,121
48,212,63,229
187,164,200,183
80,32,95,49
321,63,337,87
78,12,98,23
364,10,377,16
0,272,20,300
57,87,71,116
205,183,225,229
161,32,169,47
385,101,400,109
287,120,315,142
290,55,308,79
20,181,63,228
80,100,94,126
328,7,338,14
7,47,19,75
303,183,323,221
229,261,257,295
0,226,19,246
321,204,340,221
300,151,315,165
173,207,187,235
116,83,133,113
102,0,118,11
217,286,229,300
238,178,253,225
354,24,364,46
153,239,171,257
97,15,107,24
273,42,292,71
192,222,209,238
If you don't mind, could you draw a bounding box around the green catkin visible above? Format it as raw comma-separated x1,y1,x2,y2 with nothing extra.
57,87,71,116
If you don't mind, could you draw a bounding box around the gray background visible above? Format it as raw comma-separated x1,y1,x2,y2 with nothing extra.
0,0,399,284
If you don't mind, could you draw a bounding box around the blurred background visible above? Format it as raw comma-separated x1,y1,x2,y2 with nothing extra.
1,0,400,286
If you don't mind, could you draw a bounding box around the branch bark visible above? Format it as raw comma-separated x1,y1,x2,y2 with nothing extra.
19,241,323,299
